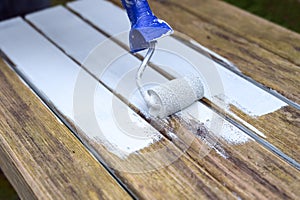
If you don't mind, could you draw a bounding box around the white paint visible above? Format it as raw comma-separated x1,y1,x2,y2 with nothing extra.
67,0,130,45
25,3,256,151
0,18,160,158
26,6,107,63
68,0,287,117
147,75,204,118
189,39,240,72
216,66,287,117
183,103,252,144
85,43,250,145
214,145,229,159
0,17,78,118
166,131,178,140
93,83,161,157
155,36,287,117
65,1,254,145
228,111,266,139
5,61,66,126
67,0,130,36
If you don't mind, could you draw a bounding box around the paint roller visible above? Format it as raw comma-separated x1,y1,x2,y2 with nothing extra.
121,0,204,118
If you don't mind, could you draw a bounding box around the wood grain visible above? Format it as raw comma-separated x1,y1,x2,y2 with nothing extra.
166,0,300,66
1,2,299,199
165,115,300,200
42,3,300,198
66,1,300,198
76,0,300,167
0,18,237,199
229,105,300,163
0,59,131,200
150,0,300,164
150,0,300,105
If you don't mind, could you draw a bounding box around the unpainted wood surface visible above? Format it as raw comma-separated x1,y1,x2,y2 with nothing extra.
166,115,300,200
0,59,131,200
36,4,300,199
167,0,300,66
151,0,300,105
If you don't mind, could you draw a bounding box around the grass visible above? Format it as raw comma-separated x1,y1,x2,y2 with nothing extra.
0,170,19,200
222,0,300,33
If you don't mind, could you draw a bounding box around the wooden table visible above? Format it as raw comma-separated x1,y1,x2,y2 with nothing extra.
0,0,299,199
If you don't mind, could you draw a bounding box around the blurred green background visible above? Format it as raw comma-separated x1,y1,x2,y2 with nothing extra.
1,0,300,199
223,0,300,33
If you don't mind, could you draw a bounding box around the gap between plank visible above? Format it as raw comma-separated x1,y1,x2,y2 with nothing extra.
21,18,254,197
167,1,300,76
173,35,300,111
3,19,240,198
31,7,300,171
108,0,300,111
0,50,139,200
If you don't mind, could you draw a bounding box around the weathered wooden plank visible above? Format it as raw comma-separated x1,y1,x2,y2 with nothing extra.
166,0,300,67
145,0,300,164
68,0,300,167
0,18,236,199
153,0,300,105
0,59,131,200
35,4,300,199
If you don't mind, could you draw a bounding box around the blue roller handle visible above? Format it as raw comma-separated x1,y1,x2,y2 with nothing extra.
121,0,173,53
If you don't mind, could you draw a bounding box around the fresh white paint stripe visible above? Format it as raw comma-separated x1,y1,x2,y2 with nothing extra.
154,37,287,117
68,0,287,117
26,5,107,63
0,17,77,117
68,0,130,36
68,0,129,44
28,6,252,145
0,18,159,157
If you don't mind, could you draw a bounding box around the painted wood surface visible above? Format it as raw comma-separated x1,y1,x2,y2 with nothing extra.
68,0,300,167
26,4,300,199
0,0,299,199
0,18,240,199
0,59,131,200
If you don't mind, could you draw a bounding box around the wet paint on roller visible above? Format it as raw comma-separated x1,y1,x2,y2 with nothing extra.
147,75,204,118
134,40,205,119
109,60,251,148
22,2,300,170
